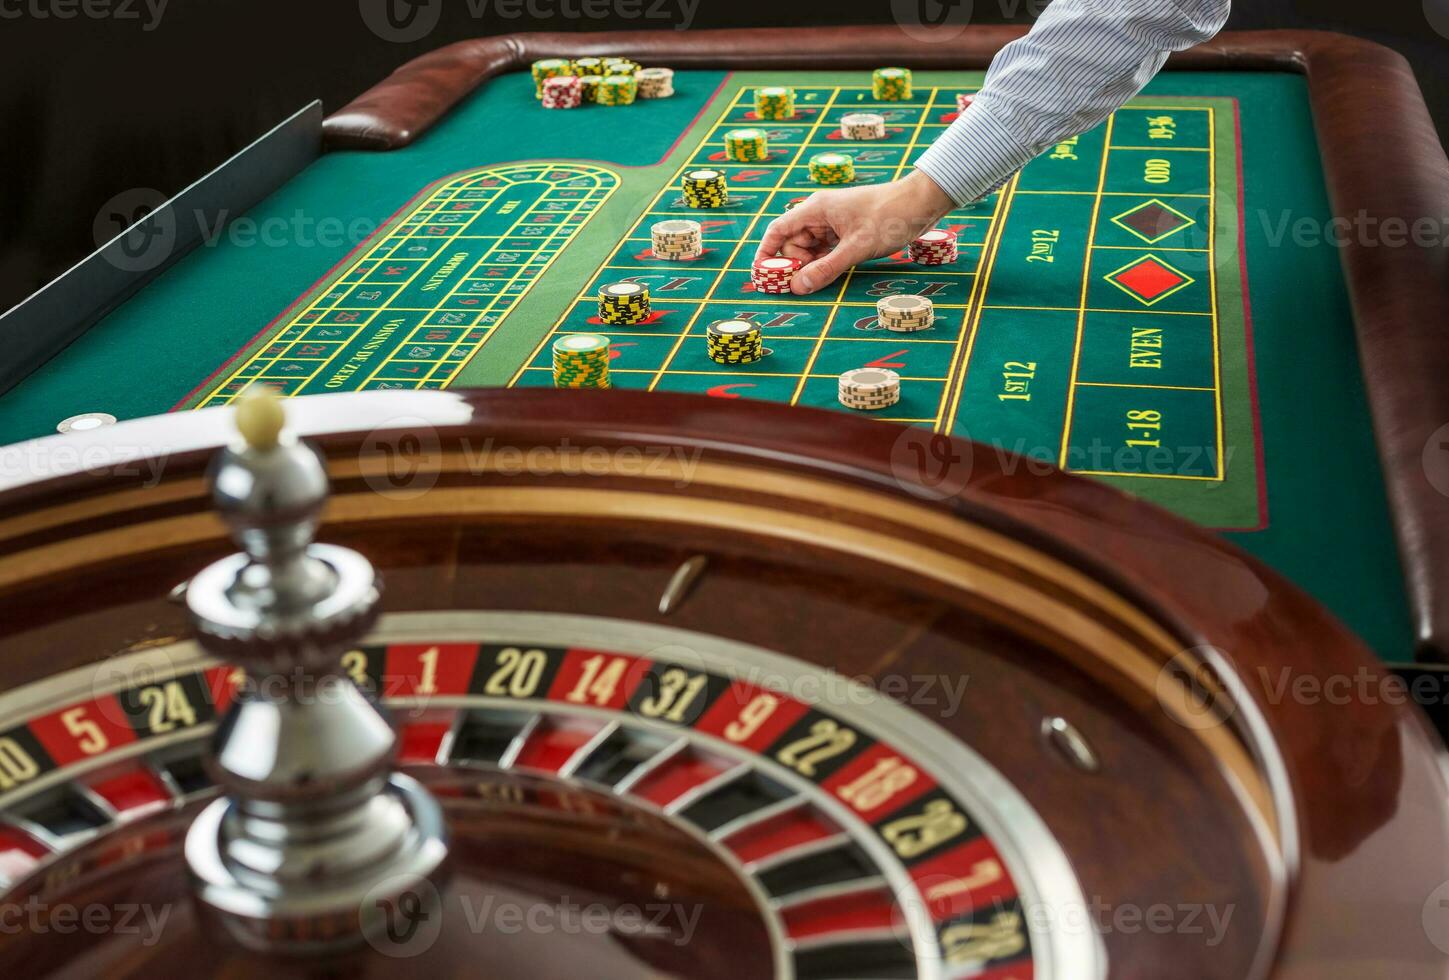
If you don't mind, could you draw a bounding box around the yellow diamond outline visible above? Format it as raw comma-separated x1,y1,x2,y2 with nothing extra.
1104,253,1196,307
1109,198,1196,244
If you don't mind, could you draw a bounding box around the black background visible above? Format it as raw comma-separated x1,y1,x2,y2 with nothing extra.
0,0,1444,314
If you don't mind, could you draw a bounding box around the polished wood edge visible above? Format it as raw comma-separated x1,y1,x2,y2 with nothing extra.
1289,37,1449,665
321,26,1449,662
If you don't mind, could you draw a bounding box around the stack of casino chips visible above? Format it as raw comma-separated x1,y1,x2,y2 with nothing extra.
751,256,801,294
840,113,887,141
597,75,638,106
706,319,765,365
809,152,856,185
541,76,583,109
682,169,729,208
872,68,913,101
754,87,795,120
909,229,959,265
531,59,573,98
956,93,975,113
597,282,651,324
577,75,604,102
724,128,770,162
651,219,704,260
553,334,612,389
838,368,902,411
876,294,934,332
572,57,606,77
637,67,675,99
604,58,639,76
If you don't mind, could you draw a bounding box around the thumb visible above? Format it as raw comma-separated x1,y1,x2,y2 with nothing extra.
793,239,866,295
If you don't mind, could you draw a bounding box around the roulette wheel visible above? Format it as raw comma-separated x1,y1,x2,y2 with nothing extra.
0,387,1445,978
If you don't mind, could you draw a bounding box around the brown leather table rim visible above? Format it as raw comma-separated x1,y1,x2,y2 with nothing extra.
321,26,1449,663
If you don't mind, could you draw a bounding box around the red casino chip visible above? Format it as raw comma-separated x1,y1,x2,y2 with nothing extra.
541,75,583,109
908,229,958,266
751,255,802,294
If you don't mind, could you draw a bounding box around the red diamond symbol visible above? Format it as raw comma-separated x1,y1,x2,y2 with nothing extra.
1105,254,1194,305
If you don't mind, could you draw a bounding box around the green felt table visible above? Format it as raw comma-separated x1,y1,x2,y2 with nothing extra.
0,68,1408,658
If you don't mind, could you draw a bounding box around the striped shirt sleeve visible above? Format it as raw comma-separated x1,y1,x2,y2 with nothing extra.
915,0,1231,205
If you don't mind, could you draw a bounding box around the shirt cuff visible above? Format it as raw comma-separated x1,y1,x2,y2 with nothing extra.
914,101,1043,206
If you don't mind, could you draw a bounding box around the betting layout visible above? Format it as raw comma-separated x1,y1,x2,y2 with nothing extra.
510,70,1258,528
193,162,620,407
189,66,1259,529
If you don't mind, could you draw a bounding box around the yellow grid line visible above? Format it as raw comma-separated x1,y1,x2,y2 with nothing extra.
887,87,949,428
941,176,1016,435
1015,190,1211,198
1208,105,1224,480
1110,145,1210,152
1057,114,1116,468
1077,381,1214,392
984,304,1212,317
1094,244,1206,253
528,368,953,381
1071,469,1222,482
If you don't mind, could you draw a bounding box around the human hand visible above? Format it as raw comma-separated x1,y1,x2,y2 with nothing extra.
754,169,956,295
